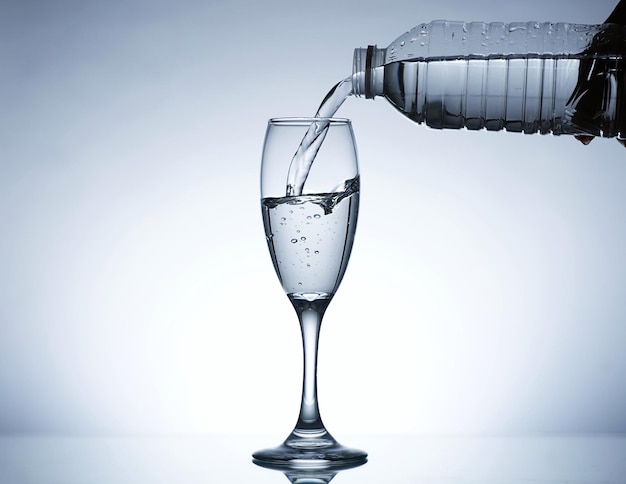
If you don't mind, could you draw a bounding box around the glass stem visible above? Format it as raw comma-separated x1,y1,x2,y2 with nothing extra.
290,297,332,438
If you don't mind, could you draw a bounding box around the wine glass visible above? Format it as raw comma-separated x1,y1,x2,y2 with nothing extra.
253,117,367,469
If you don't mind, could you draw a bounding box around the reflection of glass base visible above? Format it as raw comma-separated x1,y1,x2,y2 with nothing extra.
253,435,367,470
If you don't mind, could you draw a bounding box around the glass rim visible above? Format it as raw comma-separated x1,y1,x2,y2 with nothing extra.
268,117,351,125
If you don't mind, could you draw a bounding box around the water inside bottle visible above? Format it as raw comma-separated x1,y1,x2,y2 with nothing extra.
382,54,625,136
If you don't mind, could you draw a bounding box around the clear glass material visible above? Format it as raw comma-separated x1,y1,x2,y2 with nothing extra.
253,118,367,469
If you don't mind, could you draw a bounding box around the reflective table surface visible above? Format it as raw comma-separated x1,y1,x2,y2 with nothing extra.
1,434,625,483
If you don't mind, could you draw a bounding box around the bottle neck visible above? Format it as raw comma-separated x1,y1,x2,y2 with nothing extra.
352,45,386,99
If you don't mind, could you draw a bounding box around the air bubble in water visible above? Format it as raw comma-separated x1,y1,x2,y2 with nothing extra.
291,238,297,243
314,214,321,219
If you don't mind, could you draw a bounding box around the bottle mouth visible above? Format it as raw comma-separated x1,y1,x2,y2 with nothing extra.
352,45,385,99
352,47,369,98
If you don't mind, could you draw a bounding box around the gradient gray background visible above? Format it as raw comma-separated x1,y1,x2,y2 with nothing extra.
1,0,625,436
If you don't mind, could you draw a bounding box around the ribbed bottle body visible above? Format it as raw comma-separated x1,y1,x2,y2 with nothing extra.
382,55,625,136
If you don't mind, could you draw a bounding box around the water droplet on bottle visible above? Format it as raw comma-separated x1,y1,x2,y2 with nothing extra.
314,250,319,255
300,237,306,242
508,25,525,33
307,215,312,220
281,217,286,221
291,238,298,243
399,41,405,46
314,214,321,219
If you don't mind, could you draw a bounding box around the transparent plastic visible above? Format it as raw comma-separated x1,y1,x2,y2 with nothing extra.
353,21,626,140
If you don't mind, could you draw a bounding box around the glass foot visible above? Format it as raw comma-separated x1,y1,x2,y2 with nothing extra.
253,432,367,470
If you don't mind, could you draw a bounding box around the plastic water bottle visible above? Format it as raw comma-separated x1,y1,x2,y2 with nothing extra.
352,21,626,142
